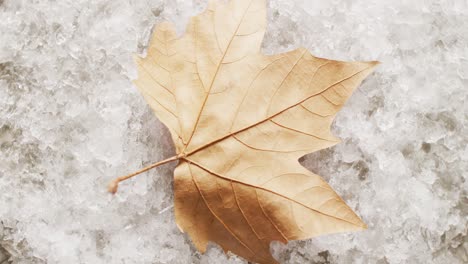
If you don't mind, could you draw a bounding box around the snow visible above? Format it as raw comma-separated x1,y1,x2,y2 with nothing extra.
0,0,466,263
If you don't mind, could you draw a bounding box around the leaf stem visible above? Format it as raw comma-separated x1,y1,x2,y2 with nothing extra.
108,154,181,194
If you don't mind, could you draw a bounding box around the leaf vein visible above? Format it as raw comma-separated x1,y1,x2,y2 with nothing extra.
187,163,256,255
186,159,365,228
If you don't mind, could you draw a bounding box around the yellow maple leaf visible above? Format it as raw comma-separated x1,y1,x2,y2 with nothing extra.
109,0,378,263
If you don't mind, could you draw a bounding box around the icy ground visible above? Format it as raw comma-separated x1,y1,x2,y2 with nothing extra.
0,0,467,263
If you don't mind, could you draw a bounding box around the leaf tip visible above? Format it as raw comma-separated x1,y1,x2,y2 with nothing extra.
356,220,368,230
367,60,381,69
333,137,342,144
361,222,368,230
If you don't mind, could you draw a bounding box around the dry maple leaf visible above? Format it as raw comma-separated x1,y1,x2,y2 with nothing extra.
109,0,378,263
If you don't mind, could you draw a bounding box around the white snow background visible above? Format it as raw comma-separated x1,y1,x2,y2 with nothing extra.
0,0,467,263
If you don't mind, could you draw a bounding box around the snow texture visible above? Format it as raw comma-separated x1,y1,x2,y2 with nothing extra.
0,0,467,263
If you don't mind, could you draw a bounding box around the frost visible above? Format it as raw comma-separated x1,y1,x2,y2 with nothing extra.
0,0,466,263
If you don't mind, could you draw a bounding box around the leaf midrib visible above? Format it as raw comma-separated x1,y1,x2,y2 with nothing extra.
182,0,255,152
183,65,375,158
